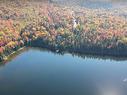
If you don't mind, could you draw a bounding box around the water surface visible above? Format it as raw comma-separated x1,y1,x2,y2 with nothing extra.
0,48,127,95
52,0,127,9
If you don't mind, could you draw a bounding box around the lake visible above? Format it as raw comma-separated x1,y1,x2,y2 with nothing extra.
52,0,127,9
0,48,127,95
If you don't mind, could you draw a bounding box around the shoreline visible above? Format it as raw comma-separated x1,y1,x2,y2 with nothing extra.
0,46,26,63
1,45,127,63
0,1,127,62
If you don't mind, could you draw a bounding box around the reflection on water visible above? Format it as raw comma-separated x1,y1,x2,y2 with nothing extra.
1,47,127,66
0,48,127,95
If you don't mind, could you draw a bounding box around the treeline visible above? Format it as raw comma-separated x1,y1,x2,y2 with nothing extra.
1,1,127,62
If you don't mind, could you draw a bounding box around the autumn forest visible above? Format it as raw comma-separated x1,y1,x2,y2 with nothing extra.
0,0,127,62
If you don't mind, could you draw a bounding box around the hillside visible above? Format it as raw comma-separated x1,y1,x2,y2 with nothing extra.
0,1,127,62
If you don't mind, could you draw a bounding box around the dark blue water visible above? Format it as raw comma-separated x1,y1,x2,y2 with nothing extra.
0,48,127,95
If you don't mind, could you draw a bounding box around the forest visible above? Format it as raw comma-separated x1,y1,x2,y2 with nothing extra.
0,0,127,62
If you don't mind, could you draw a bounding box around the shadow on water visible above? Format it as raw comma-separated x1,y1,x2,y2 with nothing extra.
1,47,127,66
